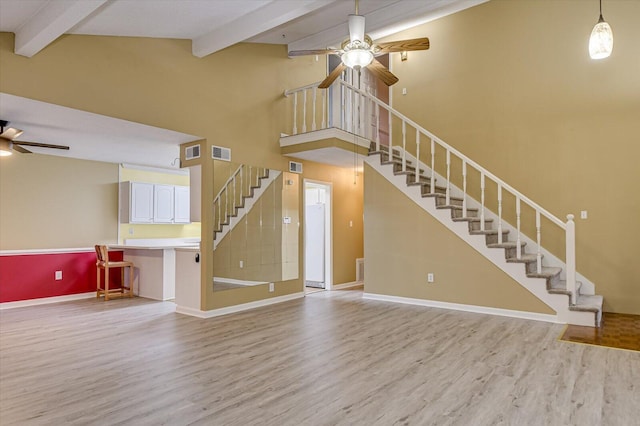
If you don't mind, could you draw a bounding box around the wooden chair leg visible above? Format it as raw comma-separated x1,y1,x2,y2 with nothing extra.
96,267,101,299
105,267,110,301
121,267,125,295
128,265,134,297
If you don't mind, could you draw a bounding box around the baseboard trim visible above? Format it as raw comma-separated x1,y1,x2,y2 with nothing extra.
332,281,363,290
362,292,561,324
175,292,304,319
0,292,96,310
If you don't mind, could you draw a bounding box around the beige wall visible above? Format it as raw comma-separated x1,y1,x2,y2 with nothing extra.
383,0,640,314
0,32,363,309
0,154,118,249
364,163,554,314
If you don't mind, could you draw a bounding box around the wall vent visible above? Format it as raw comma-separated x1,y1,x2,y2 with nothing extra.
289,161,303,174
212,145,231,161
356,258,365,283
185,144,200,160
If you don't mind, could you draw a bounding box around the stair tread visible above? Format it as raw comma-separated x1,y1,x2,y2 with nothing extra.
452,217,494,223
506,253,539,263
425,193,464,201
527,266,562,278
470,229,509,236
436,205,478,211
549,280,583,295
487,241,526,249
570,294,603,312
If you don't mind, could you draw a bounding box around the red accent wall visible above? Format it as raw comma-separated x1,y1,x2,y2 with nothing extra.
0,250,123,303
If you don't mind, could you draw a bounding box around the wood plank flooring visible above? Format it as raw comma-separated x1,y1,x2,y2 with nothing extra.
561,312,640,352
1,289,639,426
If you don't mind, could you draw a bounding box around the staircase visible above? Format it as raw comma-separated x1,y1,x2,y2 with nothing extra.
213,165,279,249
367,144,603,327
283,77,603,327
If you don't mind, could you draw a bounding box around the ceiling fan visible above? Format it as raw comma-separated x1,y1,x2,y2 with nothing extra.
0,120,70,156
288,0,430,89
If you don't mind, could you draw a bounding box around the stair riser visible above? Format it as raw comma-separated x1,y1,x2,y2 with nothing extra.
421,186,447,196
467,221,494,232
405,175,432,186
451,209,478,219
435,197,463,207
483,232,510,245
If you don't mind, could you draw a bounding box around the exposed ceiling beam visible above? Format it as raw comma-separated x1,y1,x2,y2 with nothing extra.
192,0,339,58
287,0,488,53
14,0,108,58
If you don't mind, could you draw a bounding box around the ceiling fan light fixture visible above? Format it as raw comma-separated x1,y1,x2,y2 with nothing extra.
342,48,373,69
589,0,613,59
0,138,13,156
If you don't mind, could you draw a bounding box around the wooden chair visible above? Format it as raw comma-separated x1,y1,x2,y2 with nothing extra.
95,245,135,300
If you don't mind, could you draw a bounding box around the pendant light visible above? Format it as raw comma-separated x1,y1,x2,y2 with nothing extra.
589,0,613,59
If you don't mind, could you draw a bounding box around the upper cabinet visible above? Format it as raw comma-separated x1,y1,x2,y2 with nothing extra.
121,182,190,224
174,186,191,224
153,184,175,223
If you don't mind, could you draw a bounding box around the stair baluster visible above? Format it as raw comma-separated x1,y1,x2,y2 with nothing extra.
566,214,577,304
312,87,317,131
402,121,407,172
302,89,307,133
480,172,486,231
445,150,451,205
498,183,503,244
415,130,420,184
321,88,326,129
516,197,522,259
375,103,380,152
292,92,298,135
536,211,542,274
462,160,467,218
430,139,435,195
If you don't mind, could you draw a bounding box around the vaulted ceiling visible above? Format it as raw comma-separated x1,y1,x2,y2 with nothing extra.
0,0,487,168
0,0,486,58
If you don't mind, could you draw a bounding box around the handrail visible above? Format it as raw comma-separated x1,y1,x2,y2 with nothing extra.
284,76,577,304
335,79,566,229
213,164,243,204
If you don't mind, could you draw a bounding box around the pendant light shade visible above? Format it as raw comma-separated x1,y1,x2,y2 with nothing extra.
589,0,613,59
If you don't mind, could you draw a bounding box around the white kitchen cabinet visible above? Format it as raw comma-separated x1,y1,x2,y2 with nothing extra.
120,182,154,223
120,182,191,224
154,184,175,223
174,186,191,223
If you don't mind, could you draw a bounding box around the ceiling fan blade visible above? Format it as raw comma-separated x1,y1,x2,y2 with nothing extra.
288,49,341,57
13,141,70,150
13,144,32,154
375,37,430,54
366,58,399,86
0,127,24,140
318,63,347,89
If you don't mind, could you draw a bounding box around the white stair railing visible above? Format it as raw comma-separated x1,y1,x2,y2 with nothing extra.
284,78,578,305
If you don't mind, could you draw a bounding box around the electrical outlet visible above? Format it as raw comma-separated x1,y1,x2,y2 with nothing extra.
55,270,63,281
427,273,434,283
580,210,588,219
239,260,244,268
402,87,407,95
128,227,134,235
269,283,274,292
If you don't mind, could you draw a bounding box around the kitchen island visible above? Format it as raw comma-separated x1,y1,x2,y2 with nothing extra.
109,238,199,301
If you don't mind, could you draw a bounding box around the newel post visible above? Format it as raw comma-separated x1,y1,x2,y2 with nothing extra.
566,214,577,305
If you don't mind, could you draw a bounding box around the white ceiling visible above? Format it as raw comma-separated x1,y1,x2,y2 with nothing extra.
0,0,486,168
0,93,200,168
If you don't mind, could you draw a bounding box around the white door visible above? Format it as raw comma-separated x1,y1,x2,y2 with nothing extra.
305,203,325,286
130,182,154,223
174,186,191,224
154,184,174,223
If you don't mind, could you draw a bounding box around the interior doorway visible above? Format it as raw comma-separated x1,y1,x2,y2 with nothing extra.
304,180,332,294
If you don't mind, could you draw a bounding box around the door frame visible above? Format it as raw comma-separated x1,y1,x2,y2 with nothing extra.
303,179,333,291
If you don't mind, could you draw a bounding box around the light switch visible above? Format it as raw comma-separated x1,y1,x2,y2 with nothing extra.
580,211,588,219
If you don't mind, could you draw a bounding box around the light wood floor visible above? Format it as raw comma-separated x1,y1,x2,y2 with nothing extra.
1,289,638,426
